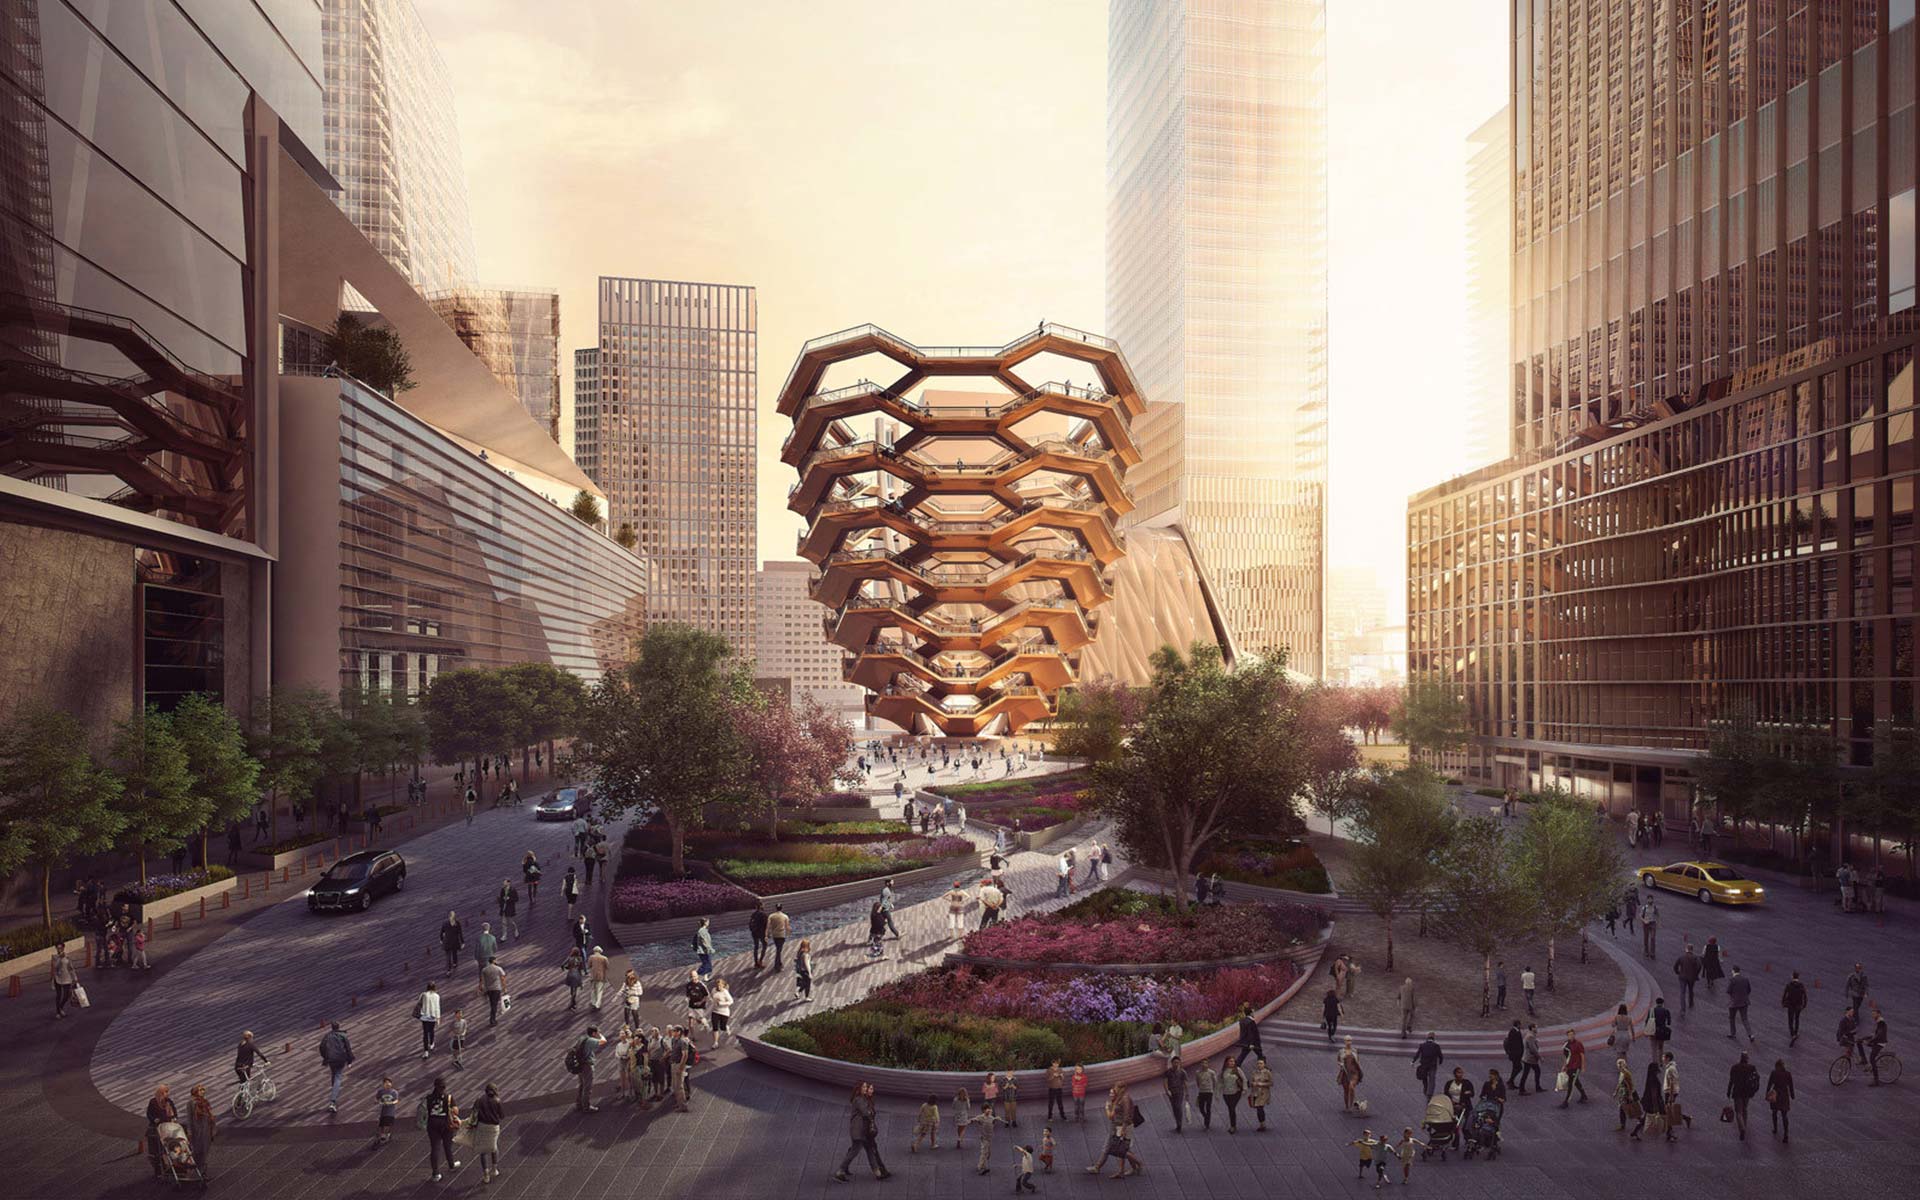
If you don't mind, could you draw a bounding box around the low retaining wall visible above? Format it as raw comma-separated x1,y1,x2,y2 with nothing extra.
139,874,239,922
740,929,1331,1098
1128,866,1337,907
608,849,988,949
0,934,87,985
943,932,1330,976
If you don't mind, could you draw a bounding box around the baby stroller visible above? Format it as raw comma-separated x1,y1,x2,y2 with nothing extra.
1461,1098,1503,1160
154,1120,207,1188
1419,1094,1458,1161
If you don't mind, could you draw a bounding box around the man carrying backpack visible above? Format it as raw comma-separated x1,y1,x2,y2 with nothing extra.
317,1021,354,1113
570,1026,607,1113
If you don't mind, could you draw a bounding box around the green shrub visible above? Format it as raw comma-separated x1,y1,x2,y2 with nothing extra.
0,920,80,959
1475,786,1505,798
762,1026,821,1056
1008,1025,1071,1065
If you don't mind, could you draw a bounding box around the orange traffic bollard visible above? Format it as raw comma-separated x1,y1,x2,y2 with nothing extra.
221,890,230,910
282,865,290,883
7,975,20,998
199,895,206,920
242,876,251,900
171,910,182,930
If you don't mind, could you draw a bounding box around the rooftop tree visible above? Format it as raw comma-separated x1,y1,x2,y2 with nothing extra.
1089,641,1312,912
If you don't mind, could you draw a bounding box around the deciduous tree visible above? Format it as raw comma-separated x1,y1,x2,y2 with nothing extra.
248,687,330,845
734,694,854,837
499,662,587,780
423,668,519,800
1392,681,1470,759
1052,676,1143,766
1510,789,1623,989
1346,765,1458,968
109,706,200,885
0,705,124,929
1299,684,1363,835
1089,642,1312,912
170,692,260,870
1435,814,1532,1014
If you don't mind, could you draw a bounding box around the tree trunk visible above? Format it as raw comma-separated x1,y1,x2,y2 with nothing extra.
136,837,149,886
1546,935,1557,991
1481,952,1492,1017
669,815,686,878
1579,925,1589,964
1384,910,1395,969
40,861,54,931
199,829,210,874
269,787,279,847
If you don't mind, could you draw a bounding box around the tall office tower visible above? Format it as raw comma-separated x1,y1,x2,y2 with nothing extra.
1106,0,1329,676
1464,106,1514,466
587,277,757,656
1408,3,1918,827
572,347,602,476
429,288,563,439
755,561,867,724
322,0,479,297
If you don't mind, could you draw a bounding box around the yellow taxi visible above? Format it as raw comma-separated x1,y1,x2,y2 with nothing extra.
1638,860,1766,906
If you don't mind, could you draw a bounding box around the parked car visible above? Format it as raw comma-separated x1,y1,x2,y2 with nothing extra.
1638,860,1765,905
536,787,587,822
307,850,407,912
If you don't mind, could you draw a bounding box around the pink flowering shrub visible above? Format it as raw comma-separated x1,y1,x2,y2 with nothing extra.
610,876,758,923
973,791,1092,833
962,888,1328,964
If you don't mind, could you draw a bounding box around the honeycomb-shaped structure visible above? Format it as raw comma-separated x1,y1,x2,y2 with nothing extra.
779,323,1142,736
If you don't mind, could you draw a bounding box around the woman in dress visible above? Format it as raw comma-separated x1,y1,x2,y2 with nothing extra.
1337,1036,1364,1111
1322,986,1345,1043
794,938,814,1002
1765,1059,1795,1143
1701,937,1725,992
186,1084,216,1177
709,979,734,1049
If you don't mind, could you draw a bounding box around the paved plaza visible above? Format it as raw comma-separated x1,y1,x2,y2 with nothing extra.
6,787,1917,1198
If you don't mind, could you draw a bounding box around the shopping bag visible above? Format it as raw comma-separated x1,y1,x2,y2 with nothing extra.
499,993,513,1014
1718,1105,1733,1124
453,1118,475,1148
72,984,90,1008
1555,1071,1570,1093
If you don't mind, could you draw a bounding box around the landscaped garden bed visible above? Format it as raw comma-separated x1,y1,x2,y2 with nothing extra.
960,888,1329,966
118,867,235,904
623,820,976,897
1186,837,1333,894
0,919,81,963
760,958,1301,1071
969,790,1092,833
610,873,758,923
931,768,1093,804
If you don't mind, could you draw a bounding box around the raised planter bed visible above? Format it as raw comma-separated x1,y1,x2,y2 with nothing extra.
740,932,1330,1098
239,839,347,873
139,873,238,922
1129,866,1339,907
944,930,1331,976
0,933,87,985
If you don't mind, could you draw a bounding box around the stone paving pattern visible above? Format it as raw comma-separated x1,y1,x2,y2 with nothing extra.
7,772,1917,1198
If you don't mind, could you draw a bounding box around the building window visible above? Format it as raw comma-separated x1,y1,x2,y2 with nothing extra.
1892,188,1916,314
136,550,224,711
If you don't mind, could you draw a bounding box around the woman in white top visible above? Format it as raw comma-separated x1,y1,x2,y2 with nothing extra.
621,970,644,1030
946,881,970,937
416,982,442,1059
709,980,734,1048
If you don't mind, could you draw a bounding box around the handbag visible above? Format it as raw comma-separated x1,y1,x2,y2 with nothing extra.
1555,1070,1570,1093
1130,1103,1147,1127
500,994,513,1014
1623,1097,1643,1119
452,1117,475,1148
1718,1105,1733,1123
72,984,90,1008
1764,1088,1777,1105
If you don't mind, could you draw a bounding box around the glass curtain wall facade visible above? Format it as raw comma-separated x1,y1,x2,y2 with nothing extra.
1466,106,1515,466
586,277,757,656
1106,0,1329,675
428,287,562,440
1409,1,1919,819
322,0,478,298
287,375,650,695
572,346,601,476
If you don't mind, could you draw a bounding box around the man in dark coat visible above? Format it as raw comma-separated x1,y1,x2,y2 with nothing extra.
749,902,771,969
833,1081,890,1181
1503,1021,1526,1091
438,911,464,976
1413,1032,1445,1098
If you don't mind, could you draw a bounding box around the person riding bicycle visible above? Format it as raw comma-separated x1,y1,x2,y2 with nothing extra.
1865,1006,1890,1084
234,1030,268,1084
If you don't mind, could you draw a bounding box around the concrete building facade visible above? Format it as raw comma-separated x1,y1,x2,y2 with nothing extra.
754,561,865,726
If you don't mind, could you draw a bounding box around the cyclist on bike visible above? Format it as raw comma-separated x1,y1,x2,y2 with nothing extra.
1866,1005,1890,1085
234,1030,268,1084
1838,1007,1862,1062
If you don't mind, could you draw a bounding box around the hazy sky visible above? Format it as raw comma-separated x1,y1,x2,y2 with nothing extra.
418,0,1507,621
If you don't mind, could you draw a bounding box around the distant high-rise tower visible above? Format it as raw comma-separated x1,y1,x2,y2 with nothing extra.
322,0,479,297
1464,106,1512,466
429,288,562,439
578,278,757,656
755,562,866,724
1106,0,1329,676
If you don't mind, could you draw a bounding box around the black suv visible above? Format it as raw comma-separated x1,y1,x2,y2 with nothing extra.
307,850,407,913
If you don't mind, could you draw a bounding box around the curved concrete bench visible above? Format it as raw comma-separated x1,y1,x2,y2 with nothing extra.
738,932,1333,1098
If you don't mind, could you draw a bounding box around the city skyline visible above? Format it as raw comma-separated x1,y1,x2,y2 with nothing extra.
414,0,1508,629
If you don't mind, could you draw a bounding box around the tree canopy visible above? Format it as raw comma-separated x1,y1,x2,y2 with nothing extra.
108,706,200,884
1509,788,1623,988
1345,765,1458,968
1392,681,1470,758
0,705,125,928
170,692,260,869
1434,813,1534,1013
1051,676,1142,766
1088,642,1313,911
734,693,854,836
569,490,603,527
330,313,415,395
1298,684,1363,835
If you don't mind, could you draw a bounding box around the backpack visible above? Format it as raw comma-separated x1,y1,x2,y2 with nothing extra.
564,1046,583,1075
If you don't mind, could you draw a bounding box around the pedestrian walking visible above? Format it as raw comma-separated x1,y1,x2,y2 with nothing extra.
1640,899,1659,957
143,1085,177,1179
447,1009,469,1070
1519,1023,1543,1094
834,1081,891,1180
1557,1032,1588,1107
769,903,792,969
1322,986,1344,1043
588,945,610,1008
1231,1002,1265,1066
1249,1057,1273,1130
414,982,441,1057
1494,960,1508,1009
1726,1051,1760,1140
1766,1059,1794,1142
1221,1058,1246,1132
710,979,734,1048
1609,1003,1636,1053
1521,965,1537,1015
866,901,887,961
438,911,463,977
1726,965,1755,1041
496,879,519,942
1337,1037,1364,1111
621,970,643,1030
1781,970,1808,1043
572,1026,606,1113
51,943,77,1019
1844,962,1870,1011
1673,943,1701,1011
186,1084,216,1178
571,914,590,955
795,938,814,1002
474,923,497,976
1615,1057,1643,1136
1648,996,1673,1062
317,1020,354,1113
583,847,596,885
1162,1060,1187,1131
1661,1052,1691,1141
1086,1084,1142,1178
481,958,507,1026
1196,1058,1217,1129
946,880,971,938
1390,1128,1428,1186
879,878,901,939
472,1082,506,1183
1503,1020,1526,1090
694,917,715,979
749,902,770,968
522,851,541,905
1398,977,1417,1036
912,1093,941,1152
954,1086,973,1146
422,1077,459,1181
563,949,584,1009
684,967,710,1033
1413,1032,1444,1098
563,866,579,917
1701,936,1725,992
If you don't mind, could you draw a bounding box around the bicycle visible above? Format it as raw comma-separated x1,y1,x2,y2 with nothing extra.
230,1064,278,1118
1829,1043,1900,1086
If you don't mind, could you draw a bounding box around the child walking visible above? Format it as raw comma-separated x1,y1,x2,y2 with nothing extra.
1039,1126,1055,1172
447,1010,469,1070
953,1086,973,1147
375,1078,398,1144
1350,1130,1387,1189
1392,1128,1429,1184
912,1094,941,1152
1013,1144,1038,1193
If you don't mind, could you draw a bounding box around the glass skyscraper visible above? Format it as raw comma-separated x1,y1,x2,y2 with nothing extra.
576,277,757,657
322,0,478,297
1106,0,1329,676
